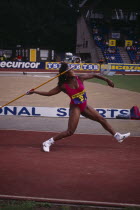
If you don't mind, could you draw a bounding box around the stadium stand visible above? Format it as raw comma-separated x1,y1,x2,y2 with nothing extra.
76,0,140,64
126,43,140,64
93,33,123,63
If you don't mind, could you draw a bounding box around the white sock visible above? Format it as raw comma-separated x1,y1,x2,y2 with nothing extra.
48,137,54,144
114,132,121,140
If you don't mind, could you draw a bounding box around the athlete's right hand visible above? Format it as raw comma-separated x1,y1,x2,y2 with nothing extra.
107,79,114,88
26,89,35,95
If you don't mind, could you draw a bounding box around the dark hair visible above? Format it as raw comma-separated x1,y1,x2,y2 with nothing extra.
58,62,68,86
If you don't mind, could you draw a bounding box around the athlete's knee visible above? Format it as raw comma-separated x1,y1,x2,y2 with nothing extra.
96,115,106,124
66,129,75,136
100,117,108,125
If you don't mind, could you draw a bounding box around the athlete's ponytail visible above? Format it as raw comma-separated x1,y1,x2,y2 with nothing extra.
58,62,68,86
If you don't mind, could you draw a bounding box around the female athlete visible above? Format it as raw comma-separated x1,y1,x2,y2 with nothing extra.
27,62,130,152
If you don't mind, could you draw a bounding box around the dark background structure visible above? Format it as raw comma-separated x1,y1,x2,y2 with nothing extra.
0,0,140,53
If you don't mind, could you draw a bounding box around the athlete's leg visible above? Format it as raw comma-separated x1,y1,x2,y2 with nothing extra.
52,105,81,141
81,105,116,135
81,105,130,142
43,105,81,152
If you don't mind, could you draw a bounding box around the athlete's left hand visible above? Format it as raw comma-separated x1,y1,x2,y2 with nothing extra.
107,79,114,88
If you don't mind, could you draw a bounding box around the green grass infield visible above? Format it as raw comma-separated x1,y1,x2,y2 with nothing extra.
88,75,140,93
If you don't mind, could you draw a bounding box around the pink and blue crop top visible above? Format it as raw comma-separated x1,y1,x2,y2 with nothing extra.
64,76,87,111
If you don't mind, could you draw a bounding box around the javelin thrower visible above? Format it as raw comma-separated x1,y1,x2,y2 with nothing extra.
27,62,130,152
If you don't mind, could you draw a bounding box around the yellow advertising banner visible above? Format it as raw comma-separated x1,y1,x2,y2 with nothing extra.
30,49,36,62
109,39,116,46
106,63,140,72
125,40,133,47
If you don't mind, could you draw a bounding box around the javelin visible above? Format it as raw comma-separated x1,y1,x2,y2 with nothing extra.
0,66,74,109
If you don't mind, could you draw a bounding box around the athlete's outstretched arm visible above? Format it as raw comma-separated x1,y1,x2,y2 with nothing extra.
27,86,62,96
79,73,114,88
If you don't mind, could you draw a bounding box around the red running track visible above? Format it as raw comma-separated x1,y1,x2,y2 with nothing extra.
0,130,140,207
